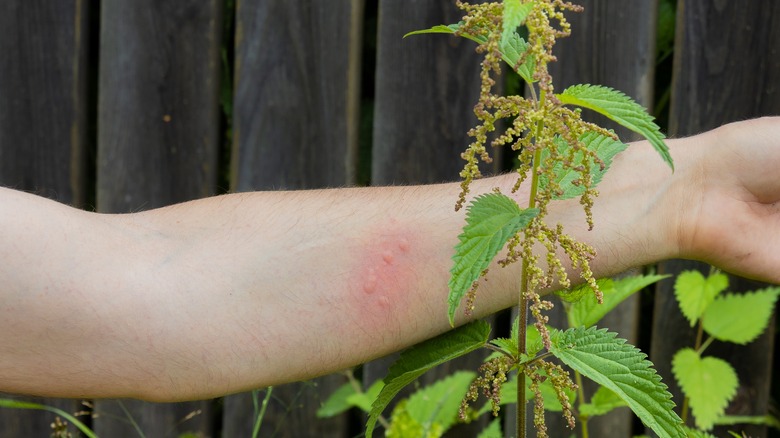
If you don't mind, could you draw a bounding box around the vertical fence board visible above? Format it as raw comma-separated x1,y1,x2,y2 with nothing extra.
653,1,780,436
0,1,89,436
94,0,222,436
226,1,363,436
533,2,658,437
231,0,362,192
369,2,498,437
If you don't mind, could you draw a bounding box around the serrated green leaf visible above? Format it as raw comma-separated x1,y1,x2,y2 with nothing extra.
500,31,536,82
685,427,717,438
579,386,628,417
405,20,535,83
449,193,538,325
672,348,738,430
557,84,673,170
568,274,668,328
366,320,491,438
501,1,534,49
541,131,628,201
550,327,685,438
674,270,728,327
701,287,780,344
406,371,476,434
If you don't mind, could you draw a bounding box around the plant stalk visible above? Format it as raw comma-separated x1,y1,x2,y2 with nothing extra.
518,92,546,438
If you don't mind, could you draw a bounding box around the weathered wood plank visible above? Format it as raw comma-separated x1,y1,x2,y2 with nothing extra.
534,2,659,437
231,0,363,191
654,1,780,436
368,2,498,437
225,0,363,436
93,0,222,436
0,1,90,435
96,0,222,213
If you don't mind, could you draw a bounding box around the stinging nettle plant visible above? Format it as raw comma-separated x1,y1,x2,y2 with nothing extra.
364,1,686,438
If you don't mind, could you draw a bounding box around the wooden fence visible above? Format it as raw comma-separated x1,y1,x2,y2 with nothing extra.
0,0,778,436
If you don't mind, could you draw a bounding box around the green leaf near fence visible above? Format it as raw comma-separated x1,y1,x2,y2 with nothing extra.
674,270,728,327
366,320,491,438
448,193,538,325
567,274,668,328
672,348,738,430
549,327,686,438
557,84,673,170
701,287,780,344
578,386,628,418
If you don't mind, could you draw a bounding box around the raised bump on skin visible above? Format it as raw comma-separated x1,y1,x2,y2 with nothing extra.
363,268,377,294
398,238,410,253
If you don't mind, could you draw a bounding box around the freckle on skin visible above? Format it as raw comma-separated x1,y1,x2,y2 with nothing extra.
398,238,410,253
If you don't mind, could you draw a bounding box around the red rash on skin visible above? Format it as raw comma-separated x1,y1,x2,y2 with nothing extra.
348,220,418,339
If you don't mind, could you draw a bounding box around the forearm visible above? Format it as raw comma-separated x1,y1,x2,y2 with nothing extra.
0,133,699,401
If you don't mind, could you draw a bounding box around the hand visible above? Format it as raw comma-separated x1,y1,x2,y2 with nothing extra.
677,117,780,283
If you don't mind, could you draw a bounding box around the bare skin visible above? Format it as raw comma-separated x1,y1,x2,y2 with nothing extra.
0,117,778,402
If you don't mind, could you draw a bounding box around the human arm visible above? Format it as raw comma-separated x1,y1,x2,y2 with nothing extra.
0,117,778,401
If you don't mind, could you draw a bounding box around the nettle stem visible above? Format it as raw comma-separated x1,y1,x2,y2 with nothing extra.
518,92,547,438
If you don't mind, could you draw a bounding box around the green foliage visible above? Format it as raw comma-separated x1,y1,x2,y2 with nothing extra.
317,380,383,417
541,132,627,201
550,327,686,438
674,270,728,327
557,84,673,169
579,386,628,418
0,398,97,438
387,400,445,438
701,287,780,344
405,21,536,83
501,0,534,47
672,271,779,432
672,348,738,431
404,371,476,434
448,193,538,325
366,320,491,438
566,274,668,328
477,419,503,438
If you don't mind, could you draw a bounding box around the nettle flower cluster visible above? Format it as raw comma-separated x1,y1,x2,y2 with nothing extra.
454,0,609,428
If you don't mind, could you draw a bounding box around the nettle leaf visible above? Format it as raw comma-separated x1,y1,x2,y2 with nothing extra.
500,31,536,82
579,386,628,418
405,21,535,83
701,287,780,344
406,371,476,434
403,24,461,39
541,131,628,201
568,274,668,328
449,193,538,325
502,0,533,46
674,270,728,327
672,348,738,430
550,327,685,438
557,84,673,170
366,320,491,438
